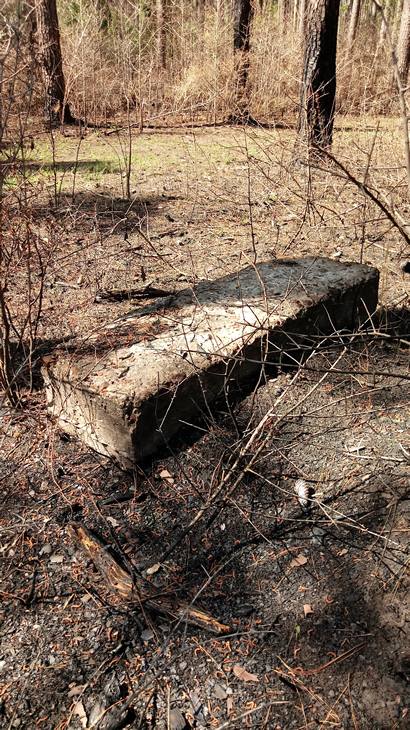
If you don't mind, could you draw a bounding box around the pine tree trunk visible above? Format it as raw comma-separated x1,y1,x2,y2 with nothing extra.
156,0,166,70
34,0,74,125
232,0,254,120
397,0,410,84
299,0,340,150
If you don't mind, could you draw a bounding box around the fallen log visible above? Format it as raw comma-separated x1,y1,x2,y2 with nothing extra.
69,522,229,635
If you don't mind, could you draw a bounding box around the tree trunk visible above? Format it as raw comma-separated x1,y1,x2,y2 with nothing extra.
298,0,307,40
278,0,291,33
347,0,361,51
299,0,341,150
156,0,167,70
397,0,410,84
232,0,254,120
378,16,387,48
34,0,74,125
393,0,404,45
293,0,300,32
196,0,205,31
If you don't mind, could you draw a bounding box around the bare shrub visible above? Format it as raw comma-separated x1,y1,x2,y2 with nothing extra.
0,205,54,405
52,1,401,125
0,4,51,406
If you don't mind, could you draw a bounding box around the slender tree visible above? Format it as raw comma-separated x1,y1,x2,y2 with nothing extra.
298,0,307,39
396,0,410,83
156,0,167,70
393,0,404,44
34,0,74,125
278,0,291,32
347,0,361,52
232,0,254,121
195,0,206,51
299,0,341,150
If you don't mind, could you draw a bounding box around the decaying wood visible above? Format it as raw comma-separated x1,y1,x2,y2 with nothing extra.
69,522,229,635
69,523,134,598
94,284,172,303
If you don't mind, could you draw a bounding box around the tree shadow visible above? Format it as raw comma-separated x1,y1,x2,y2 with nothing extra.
29,189,174,235
23,159,122,174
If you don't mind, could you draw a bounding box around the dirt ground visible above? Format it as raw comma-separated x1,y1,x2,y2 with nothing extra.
1,122,409,729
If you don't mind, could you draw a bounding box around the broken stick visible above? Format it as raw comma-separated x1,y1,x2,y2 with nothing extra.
69,522,229,635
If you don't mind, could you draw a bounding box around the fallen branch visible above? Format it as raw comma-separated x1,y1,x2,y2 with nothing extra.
69,522,229,635
94,284,173,303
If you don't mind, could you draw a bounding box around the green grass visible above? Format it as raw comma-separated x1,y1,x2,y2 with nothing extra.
1,128,275,198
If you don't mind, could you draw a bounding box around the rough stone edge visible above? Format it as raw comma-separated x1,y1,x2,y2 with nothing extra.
42,268,379,469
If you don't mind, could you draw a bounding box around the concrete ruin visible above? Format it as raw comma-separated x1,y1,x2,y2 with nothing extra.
42,257,379,468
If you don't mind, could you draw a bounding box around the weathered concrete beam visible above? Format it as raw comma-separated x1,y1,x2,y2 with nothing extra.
42,258,379,468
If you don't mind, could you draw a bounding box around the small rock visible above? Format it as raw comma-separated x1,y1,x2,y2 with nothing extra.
67,685,84,698
141,628,154,642
40,544,52,556
169,708,186,730
106,516,120,528
159,469,174,483
311,527,326,544
189,692,202,714
213,683,227,700
146,562,161,576
49,554,64,564
234,604,255,617
88,701,105,727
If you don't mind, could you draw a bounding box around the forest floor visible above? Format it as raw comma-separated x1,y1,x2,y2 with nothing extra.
1,120,409,729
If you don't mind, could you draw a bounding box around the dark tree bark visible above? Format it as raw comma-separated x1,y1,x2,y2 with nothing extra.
156,0,167,70
299,0,340,150
232,0,254,121
34,0,74,125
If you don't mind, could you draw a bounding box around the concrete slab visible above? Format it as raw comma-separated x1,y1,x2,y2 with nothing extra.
42,257,379,468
